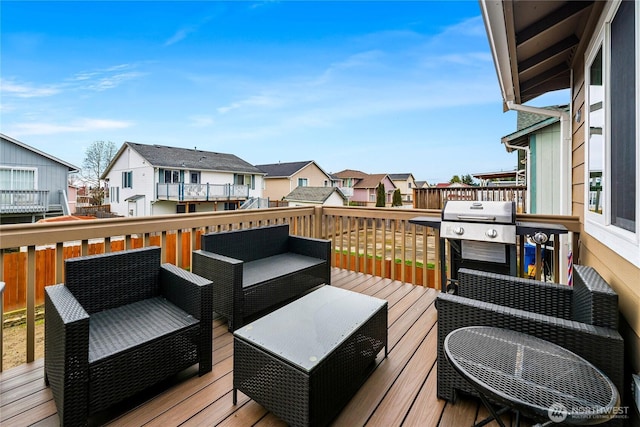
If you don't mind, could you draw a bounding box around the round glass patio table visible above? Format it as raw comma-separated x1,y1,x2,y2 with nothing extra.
444,326,620,426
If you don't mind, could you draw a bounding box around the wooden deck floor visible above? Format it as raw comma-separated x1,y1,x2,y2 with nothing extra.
1,268,533,427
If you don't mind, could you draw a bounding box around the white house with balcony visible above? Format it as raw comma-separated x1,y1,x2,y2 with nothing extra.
101,142,265,217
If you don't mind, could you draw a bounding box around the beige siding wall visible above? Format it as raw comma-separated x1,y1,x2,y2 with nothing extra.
262,178,292,201
571,46,640,374
263,163,331,201
293,164,331,187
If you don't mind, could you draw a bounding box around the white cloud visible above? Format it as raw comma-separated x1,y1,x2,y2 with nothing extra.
217,94,284,114
70,64,146,91
8,118,133,136
0,78,61,98
188,115,215,127
164,14,216,46
85,71,145,91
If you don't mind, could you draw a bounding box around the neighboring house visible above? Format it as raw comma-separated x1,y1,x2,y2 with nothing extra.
0,133,79,224
333,169,369,202
333,169,369,189
352,174,396,206
333,169,398,206
284,186,347,207
481,0,639,403
414,180,429,189
67,185,79,214
101,142,265,216
388,173,417,203
256,161,333,201
501,106,569,214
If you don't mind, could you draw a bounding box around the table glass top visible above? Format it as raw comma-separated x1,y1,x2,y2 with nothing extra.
445,326,619,424
234,285,387,372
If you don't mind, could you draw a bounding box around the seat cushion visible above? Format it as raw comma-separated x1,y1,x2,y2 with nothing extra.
89,297,198,363
243,253,325,288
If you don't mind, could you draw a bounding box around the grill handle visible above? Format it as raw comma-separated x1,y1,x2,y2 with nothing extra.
456,215,497,221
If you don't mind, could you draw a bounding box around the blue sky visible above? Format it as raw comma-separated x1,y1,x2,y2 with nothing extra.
1,1,568,183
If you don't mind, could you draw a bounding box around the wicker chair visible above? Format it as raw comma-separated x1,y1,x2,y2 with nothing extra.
437,265,624,426
192,224,331,331
44,247,213,426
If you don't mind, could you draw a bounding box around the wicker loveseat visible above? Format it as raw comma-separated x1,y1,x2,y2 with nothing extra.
437,265,624,426
44,247,213,426
192,224,331,331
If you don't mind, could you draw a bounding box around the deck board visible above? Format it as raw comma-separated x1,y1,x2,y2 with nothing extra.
0,268,530,427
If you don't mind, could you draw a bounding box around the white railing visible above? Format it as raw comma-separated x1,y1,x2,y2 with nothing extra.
0,189,49,214
156,183,250,201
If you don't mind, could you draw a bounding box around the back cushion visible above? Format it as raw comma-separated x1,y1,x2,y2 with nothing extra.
201,224,289,262
65,247,161,314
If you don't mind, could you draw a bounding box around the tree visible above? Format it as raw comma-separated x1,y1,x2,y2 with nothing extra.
392,188,402,207
461,174,476,185
375,182,386,207
82,141,118,187
449,175,461,184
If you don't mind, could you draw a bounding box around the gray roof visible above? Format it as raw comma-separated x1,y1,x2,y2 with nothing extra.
389,173,413,180
516,105,568,130
502,105,569,152
125,142,263,174
284,186,346,203
256,161,313,178
1,133,79,172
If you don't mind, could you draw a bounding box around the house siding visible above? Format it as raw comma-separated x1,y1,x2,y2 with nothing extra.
262,163,331,201
533,122,561,214
570,5,640,375
0,137,72,211
105,146,264,217
262,178,292,201
105,146,154,216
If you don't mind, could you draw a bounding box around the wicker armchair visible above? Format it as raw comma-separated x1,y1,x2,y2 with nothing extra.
437,266,624,426
44,247,213,426
192,224,331,331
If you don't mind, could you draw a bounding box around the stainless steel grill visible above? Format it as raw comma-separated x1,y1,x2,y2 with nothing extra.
440,201,516,245
410,200,571,289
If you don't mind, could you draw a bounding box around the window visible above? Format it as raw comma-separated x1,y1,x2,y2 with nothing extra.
584,0,639,266
234,174,254,189
298,178,308,187
122,171,133,188
160,169,182,184
190,172,200,184
587,47,604,215
610,0,636,232
110,187,120,203
0,167,36,190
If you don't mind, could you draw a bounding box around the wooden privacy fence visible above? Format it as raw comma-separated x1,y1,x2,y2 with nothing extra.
1,230,203,313
413,186,527,212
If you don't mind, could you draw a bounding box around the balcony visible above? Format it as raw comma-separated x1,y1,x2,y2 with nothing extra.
0,189,49,214
156,183,250,202
0,206,579,426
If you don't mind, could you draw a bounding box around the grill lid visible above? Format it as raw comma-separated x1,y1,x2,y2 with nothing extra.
442,201,516,224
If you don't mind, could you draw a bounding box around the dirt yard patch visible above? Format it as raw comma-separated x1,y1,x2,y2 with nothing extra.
3,322,45,370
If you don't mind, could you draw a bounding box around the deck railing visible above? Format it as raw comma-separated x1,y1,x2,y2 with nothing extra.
414,186,527,212
156,183,250,201
0,206,580,371
0,189,49,214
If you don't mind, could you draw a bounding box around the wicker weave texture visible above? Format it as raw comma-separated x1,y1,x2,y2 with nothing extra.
44,247,214,426
194,224,331,331
457,268,573,320
233,298,387,427
437,267,624,427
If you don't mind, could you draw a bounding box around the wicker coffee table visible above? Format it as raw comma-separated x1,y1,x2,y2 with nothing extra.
444,326,620,426
233,285,388,427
